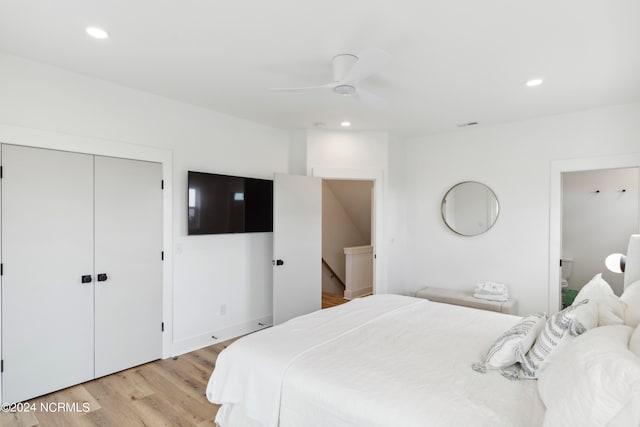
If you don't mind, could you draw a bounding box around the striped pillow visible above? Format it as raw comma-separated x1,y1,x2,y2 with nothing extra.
472,313,546,373
517,300,593,379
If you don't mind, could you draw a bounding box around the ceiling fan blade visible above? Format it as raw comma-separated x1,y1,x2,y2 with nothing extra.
269,82,336,92
342,48,391,85
354,87,386,109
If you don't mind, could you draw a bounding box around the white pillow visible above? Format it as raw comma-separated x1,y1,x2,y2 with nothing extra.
608,394,640,427
621,280,640,328
517,300,595,378
631,323,640,357
538,325,640,427
474,313,546,371
573,273,626,326
572,298,599,330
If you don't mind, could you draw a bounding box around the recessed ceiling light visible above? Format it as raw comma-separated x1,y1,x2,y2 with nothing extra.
86,27,109,39
340,121,351,127
526,78,543,87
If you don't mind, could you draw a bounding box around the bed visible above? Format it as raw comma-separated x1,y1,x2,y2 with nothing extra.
206,235,640,427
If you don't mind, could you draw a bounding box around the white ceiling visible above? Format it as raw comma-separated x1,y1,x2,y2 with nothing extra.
0,0,638,136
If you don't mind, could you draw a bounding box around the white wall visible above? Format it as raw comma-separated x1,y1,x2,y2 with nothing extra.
562,167,639,295
0,52,290,356
325,180,373,240
307,130,389,175
392,103,640,315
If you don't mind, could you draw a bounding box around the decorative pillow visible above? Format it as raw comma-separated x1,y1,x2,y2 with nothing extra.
471,313,546,373
621,280,640,328
517,300,594,379
538,325,640,427
571,298,599,330
573,273,626,326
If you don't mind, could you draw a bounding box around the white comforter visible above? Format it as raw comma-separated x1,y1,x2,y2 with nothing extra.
207,294,545,427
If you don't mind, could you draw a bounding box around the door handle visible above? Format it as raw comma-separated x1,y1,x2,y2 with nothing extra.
276,259,284,266
81,275,92,284
97,273,108,282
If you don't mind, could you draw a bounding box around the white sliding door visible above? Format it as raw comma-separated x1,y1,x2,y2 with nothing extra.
273,173,322,325
94,156,162,377
1,144,94,403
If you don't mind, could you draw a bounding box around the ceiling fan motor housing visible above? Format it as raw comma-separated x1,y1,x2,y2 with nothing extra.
332,53,358,82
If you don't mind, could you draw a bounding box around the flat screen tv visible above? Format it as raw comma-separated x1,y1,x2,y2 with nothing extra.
188,171,273,235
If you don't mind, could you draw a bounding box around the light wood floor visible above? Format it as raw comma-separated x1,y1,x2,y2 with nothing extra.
322,292,348,308
0,339,236,427
1,294,348,427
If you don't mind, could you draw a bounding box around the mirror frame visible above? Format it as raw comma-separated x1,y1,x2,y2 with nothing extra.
441,181,500,236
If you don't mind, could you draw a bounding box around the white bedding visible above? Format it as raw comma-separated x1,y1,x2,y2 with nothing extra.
207,294,545,427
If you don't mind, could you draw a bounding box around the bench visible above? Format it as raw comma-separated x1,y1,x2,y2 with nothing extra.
413,286,517,315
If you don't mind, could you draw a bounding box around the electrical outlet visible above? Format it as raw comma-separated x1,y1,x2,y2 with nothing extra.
220,304,226,316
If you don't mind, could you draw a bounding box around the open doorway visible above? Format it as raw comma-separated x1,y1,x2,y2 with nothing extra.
561,167,639,306
549,154,640,314
321,179,374,307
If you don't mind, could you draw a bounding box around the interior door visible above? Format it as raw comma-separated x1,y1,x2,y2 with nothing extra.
1,144,95,403
94,156,162,377
273,173,322,325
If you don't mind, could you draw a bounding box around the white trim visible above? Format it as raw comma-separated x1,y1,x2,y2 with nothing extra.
549,152,640,314
170,315,272,357
0,124,174,404
311,167,385,294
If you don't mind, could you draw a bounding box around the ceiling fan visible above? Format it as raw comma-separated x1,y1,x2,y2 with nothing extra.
270,48,391,109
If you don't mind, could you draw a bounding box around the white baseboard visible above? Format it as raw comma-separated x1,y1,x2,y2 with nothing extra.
344,286,373,300
167,315,273,358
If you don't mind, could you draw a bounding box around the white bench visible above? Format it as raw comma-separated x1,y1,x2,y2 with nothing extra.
414,286,517,315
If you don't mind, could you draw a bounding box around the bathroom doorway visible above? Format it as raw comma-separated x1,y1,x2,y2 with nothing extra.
561,167,639,299
549,154,640,313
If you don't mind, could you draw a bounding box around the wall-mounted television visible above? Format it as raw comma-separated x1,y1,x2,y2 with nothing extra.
188,171,273,235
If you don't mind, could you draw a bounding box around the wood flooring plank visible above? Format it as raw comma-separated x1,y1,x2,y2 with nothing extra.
130,393,198,427
322,292,349,308
98,367,156,401
82,379,150,427
133,363,215,424
0,410,39,427
57,385,102,413
27,391,91,427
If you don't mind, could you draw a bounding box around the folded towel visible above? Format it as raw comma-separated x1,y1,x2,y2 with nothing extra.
473,291,509,302
474,281,509,302
474,281,509,295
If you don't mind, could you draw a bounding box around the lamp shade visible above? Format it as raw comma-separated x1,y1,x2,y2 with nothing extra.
605,253,626,274
624,235,640,289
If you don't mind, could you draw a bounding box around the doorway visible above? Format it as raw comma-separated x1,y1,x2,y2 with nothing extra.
561,168,639,300
549,154,640,313
322,179,374,303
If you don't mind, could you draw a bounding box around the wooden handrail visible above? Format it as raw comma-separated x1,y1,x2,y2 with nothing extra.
322,258,345,288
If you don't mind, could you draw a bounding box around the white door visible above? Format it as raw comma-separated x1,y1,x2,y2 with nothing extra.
94,156,162,377
1,144,95,403
273,173,322,325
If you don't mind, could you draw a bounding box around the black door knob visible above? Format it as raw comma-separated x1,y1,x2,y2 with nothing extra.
81,275,92,283
276,259,284,266
97,273,108,282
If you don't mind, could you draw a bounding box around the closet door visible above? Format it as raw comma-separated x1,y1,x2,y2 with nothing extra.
1,144,94,403
94,156,162,377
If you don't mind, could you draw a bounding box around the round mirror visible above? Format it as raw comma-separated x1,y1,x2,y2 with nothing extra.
441,181,499,236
